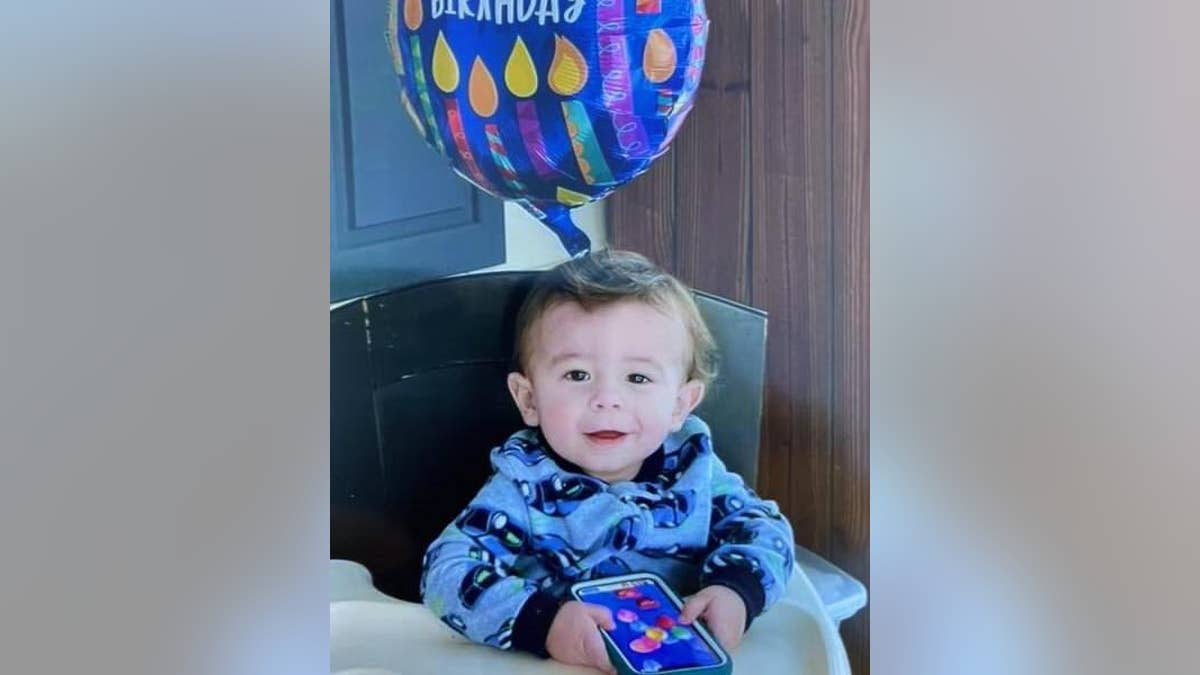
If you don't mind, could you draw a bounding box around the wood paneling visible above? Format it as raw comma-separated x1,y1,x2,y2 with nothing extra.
831,0,871,671
609,0,869,670
751,0,834,563
609,151,677,271
674,0,751,303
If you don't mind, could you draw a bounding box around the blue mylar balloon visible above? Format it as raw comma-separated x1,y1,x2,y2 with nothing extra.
387,0,709,256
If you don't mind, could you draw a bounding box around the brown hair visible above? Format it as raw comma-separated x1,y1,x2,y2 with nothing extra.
512,250,718,385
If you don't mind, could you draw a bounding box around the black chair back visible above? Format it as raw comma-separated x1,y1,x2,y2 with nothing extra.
331,271,767,600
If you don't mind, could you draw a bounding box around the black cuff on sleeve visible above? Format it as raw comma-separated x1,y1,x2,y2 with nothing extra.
511,590,563,657
702,565,767,631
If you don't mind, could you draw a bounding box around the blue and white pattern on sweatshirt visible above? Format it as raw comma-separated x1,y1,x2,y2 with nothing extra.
420,415,795,650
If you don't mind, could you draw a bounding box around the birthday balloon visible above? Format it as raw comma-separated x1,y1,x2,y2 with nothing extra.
386,0,709,256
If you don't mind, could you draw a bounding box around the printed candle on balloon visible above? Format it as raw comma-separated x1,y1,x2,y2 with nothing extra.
387,1,425,136
472,56,527,194
596,0,652,161
433,32,497,192
552,35,616,193
468,56,499,117
403,0,446,154
507,36,557,182
548,34,588,97
644,28,678,117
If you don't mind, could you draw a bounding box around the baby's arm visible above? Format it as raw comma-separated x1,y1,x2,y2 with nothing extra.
419,474,565,656
699,460,797,627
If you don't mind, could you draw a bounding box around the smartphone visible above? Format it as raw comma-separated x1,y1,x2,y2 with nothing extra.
569,573,732,675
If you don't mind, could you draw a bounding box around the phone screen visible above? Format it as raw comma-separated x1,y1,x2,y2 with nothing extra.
575,577,724,674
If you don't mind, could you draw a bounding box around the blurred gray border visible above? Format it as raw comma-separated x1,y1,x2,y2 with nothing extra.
873,1,1200,673
1,3,329,674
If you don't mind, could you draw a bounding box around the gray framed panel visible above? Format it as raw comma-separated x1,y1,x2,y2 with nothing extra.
330,0,504,303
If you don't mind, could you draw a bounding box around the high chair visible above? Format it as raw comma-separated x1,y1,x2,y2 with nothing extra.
330,271,866,674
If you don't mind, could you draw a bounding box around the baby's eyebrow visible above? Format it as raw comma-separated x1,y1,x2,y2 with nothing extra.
625,356,664,368
547,352,585,367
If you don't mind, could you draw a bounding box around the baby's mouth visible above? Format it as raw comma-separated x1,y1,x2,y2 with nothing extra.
585,430,627,442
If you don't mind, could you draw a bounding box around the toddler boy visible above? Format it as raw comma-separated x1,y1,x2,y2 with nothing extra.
421,250,795,672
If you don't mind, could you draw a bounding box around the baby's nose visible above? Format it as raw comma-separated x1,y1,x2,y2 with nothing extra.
590,387,623,410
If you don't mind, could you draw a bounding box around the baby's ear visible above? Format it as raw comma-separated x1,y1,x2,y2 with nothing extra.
507,372,540,427
670,379,706,431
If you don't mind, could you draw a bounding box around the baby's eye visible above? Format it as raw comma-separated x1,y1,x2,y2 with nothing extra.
627,373,652,384
564,370,590,382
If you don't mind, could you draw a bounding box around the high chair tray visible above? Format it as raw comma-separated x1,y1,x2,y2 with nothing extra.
330,559,853,674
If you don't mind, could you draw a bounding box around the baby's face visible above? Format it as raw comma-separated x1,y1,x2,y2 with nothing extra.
508,299,704,483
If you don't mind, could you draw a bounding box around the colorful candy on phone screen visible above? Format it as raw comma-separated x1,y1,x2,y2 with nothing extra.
576,577,724,672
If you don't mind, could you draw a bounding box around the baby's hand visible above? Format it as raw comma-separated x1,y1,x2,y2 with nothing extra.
545,600,617,674
678,585,748,652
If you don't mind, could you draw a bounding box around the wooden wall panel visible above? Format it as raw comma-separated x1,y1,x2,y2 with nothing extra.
831,0,871,672
608,0,869,670
674,0,752,303
751,0,834,561
609,153,677,270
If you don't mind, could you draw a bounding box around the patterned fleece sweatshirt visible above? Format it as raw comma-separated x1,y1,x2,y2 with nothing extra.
420,415,795,656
